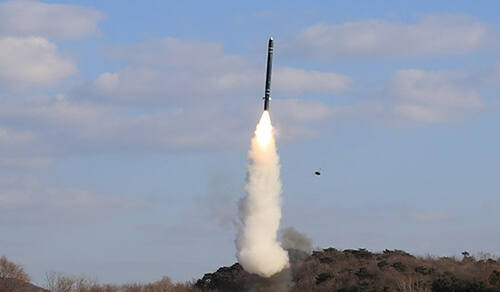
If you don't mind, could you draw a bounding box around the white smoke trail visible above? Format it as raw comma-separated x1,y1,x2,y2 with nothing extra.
236,111,289,277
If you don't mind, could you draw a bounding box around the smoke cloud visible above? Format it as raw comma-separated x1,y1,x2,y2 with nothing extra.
236,111,289,277
280,227,313,254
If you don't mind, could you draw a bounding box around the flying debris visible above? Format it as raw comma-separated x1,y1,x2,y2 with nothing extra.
263,37,273,111
314,171,321,176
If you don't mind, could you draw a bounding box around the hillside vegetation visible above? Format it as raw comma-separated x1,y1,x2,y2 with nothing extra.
2,248,500,291
196,248,500,292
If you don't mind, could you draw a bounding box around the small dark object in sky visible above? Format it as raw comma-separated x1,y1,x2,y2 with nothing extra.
314,171,321,176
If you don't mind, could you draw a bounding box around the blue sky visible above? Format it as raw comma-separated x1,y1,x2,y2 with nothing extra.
0,0,499,286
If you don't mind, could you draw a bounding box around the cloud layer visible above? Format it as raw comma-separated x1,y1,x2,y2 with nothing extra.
0,37,76,89
0,0,103,39
286,14,488,59
0,176,149,225
390,69,484,122
88,38,350,106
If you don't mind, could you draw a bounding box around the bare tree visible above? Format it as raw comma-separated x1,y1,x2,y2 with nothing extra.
45,272,76,292
0,255,31,282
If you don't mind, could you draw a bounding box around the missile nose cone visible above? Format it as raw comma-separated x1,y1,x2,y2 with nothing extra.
269,36,273,41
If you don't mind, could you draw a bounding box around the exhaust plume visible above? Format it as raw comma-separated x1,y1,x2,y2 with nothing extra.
236,110,289,277
280,227,313,255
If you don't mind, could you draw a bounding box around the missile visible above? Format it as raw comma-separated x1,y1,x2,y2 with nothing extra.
263,37,273,111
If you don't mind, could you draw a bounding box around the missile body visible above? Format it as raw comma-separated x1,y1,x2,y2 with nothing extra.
263,37,273,111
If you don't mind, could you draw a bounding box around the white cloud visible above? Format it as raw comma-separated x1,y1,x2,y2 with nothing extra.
0,125,51,170
390,70,483,107
0,0,103,39
87,38,257,104
409,211,450,223
0,94,340,158
0,126,36,148
93,72,119,93
273,98,334,122
0,98,253,153
0,37,77,89
0,157,51,170
392,105,444,123
274,67,351,95
272,99,336,140
91,38,257,104
389,69,483,122
286,14,487,59
316,67,487,125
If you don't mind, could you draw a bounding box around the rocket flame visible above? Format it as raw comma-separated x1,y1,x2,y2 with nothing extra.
255,110,273,148
236,110,289,277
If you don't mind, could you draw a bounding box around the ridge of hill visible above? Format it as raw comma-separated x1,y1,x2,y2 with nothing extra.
195,248,500,292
